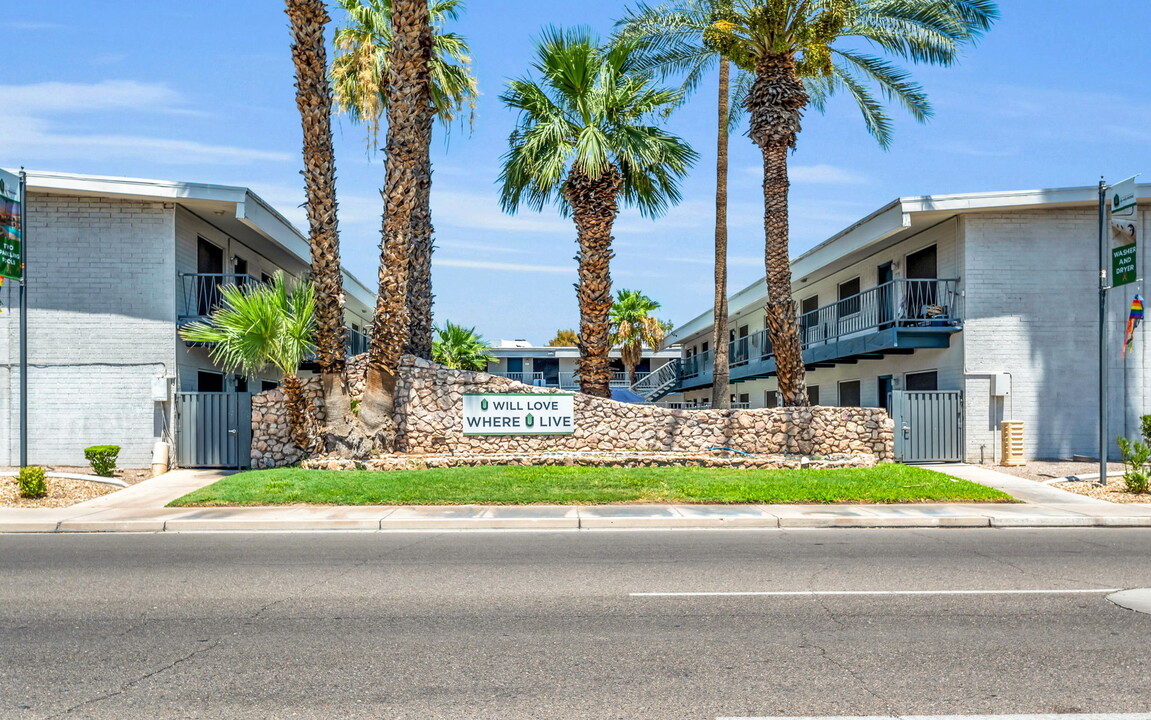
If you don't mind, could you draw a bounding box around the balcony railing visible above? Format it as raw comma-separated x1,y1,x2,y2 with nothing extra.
489,370,651,389
178,273,259,324
496,371,545,385
347,327,370,357
729,278,961,365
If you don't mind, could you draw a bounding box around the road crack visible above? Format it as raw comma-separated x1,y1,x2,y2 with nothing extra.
42,638,221,719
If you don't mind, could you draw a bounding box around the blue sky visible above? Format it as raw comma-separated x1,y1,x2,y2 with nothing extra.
5,2,1151,343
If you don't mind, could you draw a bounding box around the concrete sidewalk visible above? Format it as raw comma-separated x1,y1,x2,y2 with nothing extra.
2,465,1151,533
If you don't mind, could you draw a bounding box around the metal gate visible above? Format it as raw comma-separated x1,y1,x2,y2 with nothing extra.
891,390,963,463
176,392,252,468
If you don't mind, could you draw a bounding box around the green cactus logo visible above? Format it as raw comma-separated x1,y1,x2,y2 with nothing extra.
525,413,535,428
480,398,489,411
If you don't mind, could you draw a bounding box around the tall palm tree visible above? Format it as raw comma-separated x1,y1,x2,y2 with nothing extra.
358,0,434,452
615,0,751,410
705,0,997,406
499,27,698,398
285,0,354,451
180,274,318,454
432,321,493,371
611,289,670,386
331,0,478,361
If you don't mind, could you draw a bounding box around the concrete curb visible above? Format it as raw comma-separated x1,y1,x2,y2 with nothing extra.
4,465,1151,533
9,513,1151,533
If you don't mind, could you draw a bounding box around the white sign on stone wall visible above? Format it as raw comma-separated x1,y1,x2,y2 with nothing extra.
462,393,575,435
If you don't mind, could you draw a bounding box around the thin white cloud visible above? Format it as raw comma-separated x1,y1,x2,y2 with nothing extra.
0,80,187,113
0,119,292,165
435,189,571,234
434,258,572,274
436,239,528,255
750,163,867,185
0,80,288,167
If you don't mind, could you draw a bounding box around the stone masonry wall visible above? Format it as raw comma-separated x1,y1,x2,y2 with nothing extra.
251,355,894,469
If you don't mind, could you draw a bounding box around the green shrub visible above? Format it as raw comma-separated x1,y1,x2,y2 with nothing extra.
1117,436,1151,494
84,445,121,477
18,466,47,498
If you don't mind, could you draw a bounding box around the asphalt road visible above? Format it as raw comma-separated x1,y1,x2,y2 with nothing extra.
2,528,1151,719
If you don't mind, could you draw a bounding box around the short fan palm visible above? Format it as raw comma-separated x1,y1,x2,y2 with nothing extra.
180,274,318,454
499,27,697,398
611,289,670,386
432,321,492,371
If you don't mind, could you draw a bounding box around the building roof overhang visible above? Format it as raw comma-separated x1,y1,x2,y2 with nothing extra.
668,182,1150,343
16,170,376,312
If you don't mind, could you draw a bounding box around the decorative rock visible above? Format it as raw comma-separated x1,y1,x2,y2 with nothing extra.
249,353,896,468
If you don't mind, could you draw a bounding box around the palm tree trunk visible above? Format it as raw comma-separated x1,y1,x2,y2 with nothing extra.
404,110,435,360
565,165,621,399
360,0,434,452
710,56,731,410
286,0,354,451
748,53,808,407
281,374,319,454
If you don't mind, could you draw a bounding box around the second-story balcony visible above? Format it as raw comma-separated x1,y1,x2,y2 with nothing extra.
675,278,963,393
178,273,259,326
180,272,373,360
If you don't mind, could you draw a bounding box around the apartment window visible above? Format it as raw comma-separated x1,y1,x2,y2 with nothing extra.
701,341,709,354
765,391,779,408
234,376,248,393
261,380,279,392
261,273,273,285
807,385,820,405
839,380,861,407
506,357,524,374
739,393,750,406
905,371,938,391
197,371,224,393
838,277,861,317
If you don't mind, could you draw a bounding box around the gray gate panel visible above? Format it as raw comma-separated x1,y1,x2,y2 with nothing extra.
893,390,963,463
176,392,252,469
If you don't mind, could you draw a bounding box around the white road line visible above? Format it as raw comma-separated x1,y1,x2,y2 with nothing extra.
632,588,1123,597
718,715,1151,720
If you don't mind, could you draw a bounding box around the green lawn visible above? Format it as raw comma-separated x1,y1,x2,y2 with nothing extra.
169,464,1014,507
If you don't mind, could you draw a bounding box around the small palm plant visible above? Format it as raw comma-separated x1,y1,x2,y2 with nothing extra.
432,321,493,371
180,274,319,454
499,27,697,398
611,289,670,386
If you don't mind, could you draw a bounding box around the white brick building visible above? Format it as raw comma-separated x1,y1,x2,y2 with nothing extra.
0,171,374,468
658,184,1150,463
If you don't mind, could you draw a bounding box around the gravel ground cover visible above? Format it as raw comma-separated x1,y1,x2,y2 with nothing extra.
992,460,1150,504
0,467,149,509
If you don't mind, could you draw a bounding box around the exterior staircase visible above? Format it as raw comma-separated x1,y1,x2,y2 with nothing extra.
631,359,681,401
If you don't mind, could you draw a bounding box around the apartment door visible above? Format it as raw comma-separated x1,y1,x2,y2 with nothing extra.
196,238,225,316
877,262,894,328
905,245,938,313
800,295,819,344
535,358,559,387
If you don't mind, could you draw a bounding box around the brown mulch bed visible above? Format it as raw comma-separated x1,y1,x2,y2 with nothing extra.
0,467,150,509
994,460,1150,504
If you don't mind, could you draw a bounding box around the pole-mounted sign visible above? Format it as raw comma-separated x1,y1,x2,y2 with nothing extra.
0,168,22,280
1110,176,1139,288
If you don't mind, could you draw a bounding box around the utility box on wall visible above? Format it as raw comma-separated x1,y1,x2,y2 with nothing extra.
990,373,1011,397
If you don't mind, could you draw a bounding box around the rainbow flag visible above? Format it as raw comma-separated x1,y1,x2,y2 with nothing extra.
1123,294,1144,358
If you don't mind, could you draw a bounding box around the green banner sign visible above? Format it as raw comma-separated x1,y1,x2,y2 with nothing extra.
1113,243,1138,287
0,169,22,280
